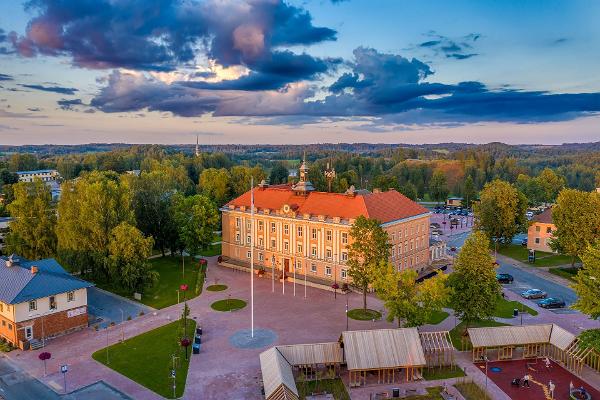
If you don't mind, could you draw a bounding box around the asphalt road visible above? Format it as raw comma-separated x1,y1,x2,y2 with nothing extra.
0,356,60,400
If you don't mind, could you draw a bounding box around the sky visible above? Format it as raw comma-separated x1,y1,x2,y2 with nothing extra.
1,0,600,145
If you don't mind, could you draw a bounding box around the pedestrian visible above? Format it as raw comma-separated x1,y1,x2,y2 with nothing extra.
522,373,530,388
502,291,506,299
544,357,551,370
548,380,555,399
569,381,574,393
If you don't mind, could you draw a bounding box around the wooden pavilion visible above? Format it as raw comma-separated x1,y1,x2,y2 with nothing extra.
467,323,600,376
341,328,427,387
419,330,455,369
276,342,343,380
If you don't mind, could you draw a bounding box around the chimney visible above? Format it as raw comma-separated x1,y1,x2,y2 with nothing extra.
258,180,269,190
31,265,38,274
345,185,356,198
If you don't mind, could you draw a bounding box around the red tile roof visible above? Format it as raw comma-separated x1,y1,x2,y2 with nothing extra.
225,186,429,223
532,208,554,224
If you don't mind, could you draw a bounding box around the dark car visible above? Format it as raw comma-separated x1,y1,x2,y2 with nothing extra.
521,289,547,299
496,273,514,284
192,335,201,354
521,238,528,247
538,297,566,309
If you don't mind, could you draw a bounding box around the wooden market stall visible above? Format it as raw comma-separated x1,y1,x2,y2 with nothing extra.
259,347,299,400
276,342,343,380
468,324,554,362
341,328,427,387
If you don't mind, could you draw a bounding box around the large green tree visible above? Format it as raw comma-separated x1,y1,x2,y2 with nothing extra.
347,216,391,310
198,168,231,206
230,165,266,197
269,162,289,185
474,179,528,248
448,231,500,328
5,180,57,259
373,265,450,327
56,171,134,278
572,241,600,319
107,222,158,292
463,175,477,209
551,189,600,265
172,194,220,257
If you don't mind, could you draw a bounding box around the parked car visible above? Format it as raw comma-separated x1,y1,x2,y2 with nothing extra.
496,273,514,284
521,289,547,299
521,238,528,247
192,334,201,354
538,297,566,309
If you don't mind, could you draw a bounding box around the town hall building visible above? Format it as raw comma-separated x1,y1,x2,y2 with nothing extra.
220,158,447,289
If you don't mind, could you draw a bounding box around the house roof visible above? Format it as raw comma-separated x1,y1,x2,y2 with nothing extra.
532,207,554,224
225,186,429,224
16,169,57,175
0,256,93,304
467,323,575,350
275,342,343,366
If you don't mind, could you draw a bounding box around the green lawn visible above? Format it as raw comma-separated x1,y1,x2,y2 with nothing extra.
426,310,449,325
211,298,247,311
404,387,444,400
493,298,538,318
92,319,196,399
97,256,201,309
498,244,577,267
206,284,228,292
423,366,465,380
549,266,579,282
199,243,221,257
449,320,510,350
347,309,382,321
297,378,350,400
454,382,492,400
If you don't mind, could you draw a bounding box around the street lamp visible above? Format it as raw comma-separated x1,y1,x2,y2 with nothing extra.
345,293,349,331
118,308,125,342
480,355,489,391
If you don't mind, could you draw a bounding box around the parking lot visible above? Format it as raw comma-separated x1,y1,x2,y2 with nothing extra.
87,288,154,329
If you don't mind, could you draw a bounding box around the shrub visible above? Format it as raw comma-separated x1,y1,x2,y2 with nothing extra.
579,329,600,352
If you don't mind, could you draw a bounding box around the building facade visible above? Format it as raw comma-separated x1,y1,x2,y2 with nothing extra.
527,208,556,253
221,159,442,288
0,255,92,350
16,169,60,183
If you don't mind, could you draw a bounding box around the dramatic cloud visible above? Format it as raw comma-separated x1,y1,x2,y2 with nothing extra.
57,98,84,110
9,0,337,90
0,73,12,81
88,48,600,126
21,84,78,94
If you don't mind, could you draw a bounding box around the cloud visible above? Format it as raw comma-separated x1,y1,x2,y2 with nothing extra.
20,84,78,94
417,32,481,60
27,107,42,112
9,0,337,93
57,98,84,110
0,73,12,81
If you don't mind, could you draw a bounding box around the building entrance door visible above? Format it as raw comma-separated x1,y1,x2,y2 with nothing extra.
25,326,33,340
283,258,290,275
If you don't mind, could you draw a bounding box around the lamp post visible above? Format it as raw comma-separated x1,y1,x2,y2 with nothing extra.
106,326,110,365
180,284,189,336
333,253,337,300
481,355,489,391
119,308,125,342
345,293,349,331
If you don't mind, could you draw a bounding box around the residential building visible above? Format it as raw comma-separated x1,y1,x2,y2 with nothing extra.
0,255,93,350
16,169,60,183
527,208,556,253
220,158,445,288
0,217,12,252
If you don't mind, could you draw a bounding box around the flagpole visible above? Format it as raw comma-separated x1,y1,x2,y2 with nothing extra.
250,177,255,338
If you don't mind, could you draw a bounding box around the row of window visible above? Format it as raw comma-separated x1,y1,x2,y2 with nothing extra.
390,236,427,258
28,291,76,312
390,223,427,242
243,252,349,280
0,319,13,331
534,226,553,234
235,218,348,243
246,249,348,263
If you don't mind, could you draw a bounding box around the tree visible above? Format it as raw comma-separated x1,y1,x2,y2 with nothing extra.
572,241,600,319
172,194,220,257
56,171,133,278
130,169,181,256
8,153,38,172
551,189,600,266
347,216,391,310
448,231,500,328
537,168,565,204
399,182,418,201
269,162,289,185
463,175,477,209
5,180,57,259
198,168,231,206
107,222,158,292
474,179,528,248
429,170,449,205
230,165,266,197
373,265,450,327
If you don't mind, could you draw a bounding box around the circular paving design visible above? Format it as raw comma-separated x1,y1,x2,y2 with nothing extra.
229,328,277,349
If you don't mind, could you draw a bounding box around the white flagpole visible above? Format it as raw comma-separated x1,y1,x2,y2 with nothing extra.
250,177,255,338
304,262,307,299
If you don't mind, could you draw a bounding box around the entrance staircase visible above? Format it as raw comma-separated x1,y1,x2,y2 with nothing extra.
29,339,43,350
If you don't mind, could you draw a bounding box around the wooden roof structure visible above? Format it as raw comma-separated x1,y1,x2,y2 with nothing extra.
259,347,299,400
341,328,427,371
468,324,577,350
276,342,343,367
468,324,553,348
549,324,577,351
419,331,454,353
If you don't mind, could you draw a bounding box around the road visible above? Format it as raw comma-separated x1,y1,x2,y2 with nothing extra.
0,356,60,400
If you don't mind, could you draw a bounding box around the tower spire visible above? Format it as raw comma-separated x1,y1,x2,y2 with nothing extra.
195,134,200,157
